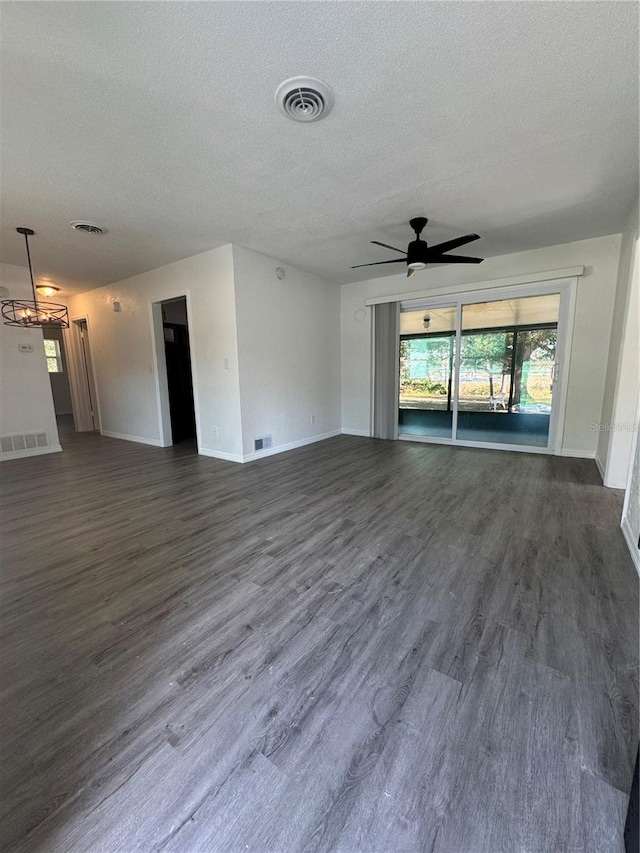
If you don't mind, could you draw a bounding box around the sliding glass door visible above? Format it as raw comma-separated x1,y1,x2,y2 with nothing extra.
399,304,456,439
398,284,569,453
456,294,559,446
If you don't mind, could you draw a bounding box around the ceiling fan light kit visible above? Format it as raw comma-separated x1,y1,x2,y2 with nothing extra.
352,216,484,277
1,228,70,328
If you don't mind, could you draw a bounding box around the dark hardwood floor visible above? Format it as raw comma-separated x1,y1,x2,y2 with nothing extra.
1,429,638,852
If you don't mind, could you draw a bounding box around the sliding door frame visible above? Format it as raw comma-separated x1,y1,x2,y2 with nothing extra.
398,276,577,455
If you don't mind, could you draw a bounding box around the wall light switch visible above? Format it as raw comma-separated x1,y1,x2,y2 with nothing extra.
223,358,230,370
18,344,34,353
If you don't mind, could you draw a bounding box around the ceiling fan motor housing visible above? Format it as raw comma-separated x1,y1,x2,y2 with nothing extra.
407,239,429,265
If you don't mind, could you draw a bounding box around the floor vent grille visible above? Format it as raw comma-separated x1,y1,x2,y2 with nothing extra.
1,432,48,453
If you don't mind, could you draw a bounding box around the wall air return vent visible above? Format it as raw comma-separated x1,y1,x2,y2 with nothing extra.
1,432,48,454
254,435,273,452
275,77,334,123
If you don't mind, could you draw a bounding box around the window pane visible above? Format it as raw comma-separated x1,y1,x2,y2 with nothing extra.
400,336,453,411
516,329,556,414
400,306,457,335
46,357,59,373
399,334,454,439
459,332,513,412
457,294,559,447
460,294,560,331
44,339,57,357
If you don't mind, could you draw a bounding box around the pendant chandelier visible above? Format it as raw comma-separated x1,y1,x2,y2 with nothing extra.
1,228,69,328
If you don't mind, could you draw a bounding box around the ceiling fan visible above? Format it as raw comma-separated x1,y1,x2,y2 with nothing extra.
352,217,484,277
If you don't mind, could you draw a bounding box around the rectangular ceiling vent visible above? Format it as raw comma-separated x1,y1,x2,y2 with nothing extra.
254,435,272,452
0,432,48,453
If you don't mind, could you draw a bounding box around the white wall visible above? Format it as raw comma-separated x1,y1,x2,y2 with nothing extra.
341,234,622,456
0,262,61,458
63,244,341,463
232,245,341,459
65,245,244,460
597,204,639,487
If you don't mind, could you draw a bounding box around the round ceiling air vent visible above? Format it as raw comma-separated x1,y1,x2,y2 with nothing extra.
69,221,106,235
275,76,334,123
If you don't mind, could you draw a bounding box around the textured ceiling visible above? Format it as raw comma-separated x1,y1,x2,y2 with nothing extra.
0,1,638,294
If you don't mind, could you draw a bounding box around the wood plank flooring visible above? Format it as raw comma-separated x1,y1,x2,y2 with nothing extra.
1,429,638,852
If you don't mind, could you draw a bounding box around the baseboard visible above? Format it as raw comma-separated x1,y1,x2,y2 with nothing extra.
559,449,597,459
0,444,62,462
594,451,627,489
198,447,245,463
100,430,163,447
98,431,341,462
242,429,342,463
342,428,371,438
621,516,640,576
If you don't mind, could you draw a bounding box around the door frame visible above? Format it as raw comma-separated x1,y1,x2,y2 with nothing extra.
149,290,201,450
397,276,577,455
64,314,102,432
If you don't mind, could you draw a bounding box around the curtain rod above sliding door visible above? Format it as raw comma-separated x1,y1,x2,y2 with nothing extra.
363,266,584,307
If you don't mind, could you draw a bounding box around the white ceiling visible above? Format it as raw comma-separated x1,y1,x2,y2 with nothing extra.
1,1,638,295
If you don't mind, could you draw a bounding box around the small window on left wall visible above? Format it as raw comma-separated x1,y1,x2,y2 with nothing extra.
44,338,63,373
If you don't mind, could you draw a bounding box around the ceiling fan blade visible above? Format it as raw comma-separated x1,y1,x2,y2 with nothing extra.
428,254,484,264
351,258,407,269
427,234,480,255
371,240,406,254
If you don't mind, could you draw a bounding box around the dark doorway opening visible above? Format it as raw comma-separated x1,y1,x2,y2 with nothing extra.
160,297,196,445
